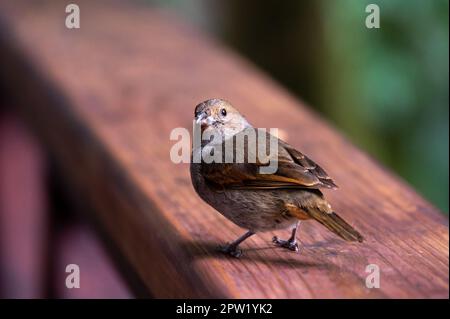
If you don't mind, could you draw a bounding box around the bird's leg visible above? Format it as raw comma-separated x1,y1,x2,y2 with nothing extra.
272,221,300,252
219,230,255,258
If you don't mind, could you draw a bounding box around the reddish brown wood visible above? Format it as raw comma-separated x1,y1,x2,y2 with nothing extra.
0,0,448,298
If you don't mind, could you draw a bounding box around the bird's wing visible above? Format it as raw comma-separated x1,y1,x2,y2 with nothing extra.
200,129,337,190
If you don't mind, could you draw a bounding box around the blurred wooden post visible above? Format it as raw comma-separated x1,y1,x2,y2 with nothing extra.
0,112,48,298
0,0,448,298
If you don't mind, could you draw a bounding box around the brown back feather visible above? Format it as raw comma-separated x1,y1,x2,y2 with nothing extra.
200,129,337,190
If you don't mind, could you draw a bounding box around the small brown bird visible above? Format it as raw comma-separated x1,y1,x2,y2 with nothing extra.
190,98,363,257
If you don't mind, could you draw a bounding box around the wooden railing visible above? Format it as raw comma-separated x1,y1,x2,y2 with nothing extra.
0,0,448,298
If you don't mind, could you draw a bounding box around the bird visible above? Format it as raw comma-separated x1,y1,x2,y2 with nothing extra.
190,98,364,257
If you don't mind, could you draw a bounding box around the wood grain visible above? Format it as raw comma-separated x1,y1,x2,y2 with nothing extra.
0,0,448,298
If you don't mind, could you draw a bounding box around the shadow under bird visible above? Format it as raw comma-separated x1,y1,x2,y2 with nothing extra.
190,98,364,257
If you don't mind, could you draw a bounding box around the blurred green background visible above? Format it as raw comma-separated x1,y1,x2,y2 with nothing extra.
149,0,449,214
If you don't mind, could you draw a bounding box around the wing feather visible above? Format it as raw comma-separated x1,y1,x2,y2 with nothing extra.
200,129,337,190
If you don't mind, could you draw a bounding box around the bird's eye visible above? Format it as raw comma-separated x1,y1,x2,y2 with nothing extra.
220,108,227,117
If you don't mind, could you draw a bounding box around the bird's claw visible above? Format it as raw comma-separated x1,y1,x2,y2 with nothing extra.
218,244,243,258
272,236,299,252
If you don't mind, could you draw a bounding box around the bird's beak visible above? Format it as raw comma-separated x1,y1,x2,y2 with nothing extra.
195,112,214,130
195,112,207,125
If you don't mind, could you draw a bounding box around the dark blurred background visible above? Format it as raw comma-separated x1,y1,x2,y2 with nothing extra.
149,0,449,214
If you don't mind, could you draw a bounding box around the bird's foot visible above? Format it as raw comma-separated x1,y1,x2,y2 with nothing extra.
218,243,243,258
272,236,299,252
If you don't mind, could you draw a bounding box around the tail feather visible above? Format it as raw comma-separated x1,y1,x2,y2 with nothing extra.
307,209,364,243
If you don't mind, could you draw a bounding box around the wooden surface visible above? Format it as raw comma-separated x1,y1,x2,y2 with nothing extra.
0,0,448,298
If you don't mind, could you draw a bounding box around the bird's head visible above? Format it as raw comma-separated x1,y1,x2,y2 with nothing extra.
194,99,251,141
